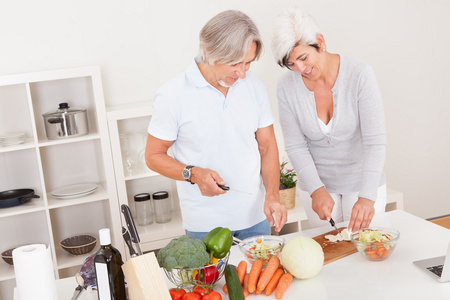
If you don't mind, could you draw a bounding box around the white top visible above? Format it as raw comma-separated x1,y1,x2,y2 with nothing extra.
318,117,333,135
148,57,274,231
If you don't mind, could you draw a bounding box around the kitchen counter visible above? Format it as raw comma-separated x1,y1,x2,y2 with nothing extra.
16,210,450,300
219,209,450,300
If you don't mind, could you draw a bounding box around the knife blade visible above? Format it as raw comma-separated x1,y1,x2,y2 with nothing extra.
71,285,83,300
122,226,137,257
121,204,142,255
217,184,252,195
329,218,343,238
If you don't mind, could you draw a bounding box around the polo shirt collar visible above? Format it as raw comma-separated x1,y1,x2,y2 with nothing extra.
186,56,241,88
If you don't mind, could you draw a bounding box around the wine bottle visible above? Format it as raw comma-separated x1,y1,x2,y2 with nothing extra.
94,228,127,300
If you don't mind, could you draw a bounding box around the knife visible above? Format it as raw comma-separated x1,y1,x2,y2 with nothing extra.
71,285,83,300
329,218,343,238
121,204,143,255
217,184,253,195
122,226,138,257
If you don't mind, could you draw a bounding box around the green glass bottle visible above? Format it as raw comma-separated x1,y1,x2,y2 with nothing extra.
94,228,127,300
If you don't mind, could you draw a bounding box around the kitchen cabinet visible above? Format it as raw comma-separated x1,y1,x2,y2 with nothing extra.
106,101,184,259
0,66,122,300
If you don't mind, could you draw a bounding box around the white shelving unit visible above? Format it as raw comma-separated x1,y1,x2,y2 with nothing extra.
106,101,184,259
0,66,123,300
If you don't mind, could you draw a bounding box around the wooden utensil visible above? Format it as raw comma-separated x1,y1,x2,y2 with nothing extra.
313,227,357,265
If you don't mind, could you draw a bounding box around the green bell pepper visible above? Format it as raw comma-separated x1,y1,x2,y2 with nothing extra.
203,227,233,259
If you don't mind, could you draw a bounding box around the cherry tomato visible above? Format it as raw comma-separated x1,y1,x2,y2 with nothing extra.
192,285,213,296
182,292,202,300
169,288,186,300
202,291,222,300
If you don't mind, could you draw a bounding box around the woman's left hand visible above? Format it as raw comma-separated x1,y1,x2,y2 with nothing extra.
348,198,375,232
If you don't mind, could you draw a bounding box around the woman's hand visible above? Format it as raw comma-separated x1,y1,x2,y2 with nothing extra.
311,187,335,221
348,198,375,232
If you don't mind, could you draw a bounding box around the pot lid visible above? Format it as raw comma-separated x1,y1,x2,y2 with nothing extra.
42,102,87,117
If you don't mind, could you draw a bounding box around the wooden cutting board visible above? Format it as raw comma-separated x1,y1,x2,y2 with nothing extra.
313,227,357,265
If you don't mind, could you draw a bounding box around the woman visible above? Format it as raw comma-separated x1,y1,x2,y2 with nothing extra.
272,7,386,232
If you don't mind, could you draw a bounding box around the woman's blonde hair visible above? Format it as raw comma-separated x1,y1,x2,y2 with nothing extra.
272,7,321,69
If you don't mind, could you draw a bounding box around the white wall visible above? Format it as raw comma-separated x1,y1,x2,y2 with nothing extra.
1,0,449,220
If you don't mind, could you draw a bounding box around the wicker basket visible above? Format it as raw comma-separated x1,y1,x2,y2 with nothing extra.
279,187,296,210
60,234,97,255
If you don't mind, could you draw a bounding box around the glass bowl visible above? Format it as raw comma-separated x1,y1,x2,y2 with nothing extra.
238,235,285,266
351,227,400,261
163,252,229,289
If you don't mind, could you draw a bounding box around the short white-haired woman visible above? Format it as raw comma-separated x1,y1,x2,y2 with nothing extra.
272,7,387,232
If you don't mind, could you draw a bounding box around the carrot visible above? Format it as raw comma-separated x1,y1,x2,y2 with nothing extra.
256,255,280,294
243,273,250,297
237,260,247,284
222,284,228,294
265,268,284,296
274,272,293,299
247,259,264,293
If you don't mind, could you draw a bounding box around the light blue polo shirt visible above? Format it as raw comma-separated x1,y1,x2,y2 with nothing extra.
148,57,274,232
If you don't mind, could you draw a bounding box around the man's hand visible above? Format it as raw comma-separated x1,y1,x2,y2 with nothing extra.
190,167,226,197
348,198,375,232
264,195,287,232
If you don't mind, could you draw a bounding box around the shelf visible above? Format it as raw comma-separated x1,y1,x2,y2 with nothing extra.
124,168,160,181
55,246,99,270
0,197,46,218
47,184,109,209
36,132,101,148
0,263,15,281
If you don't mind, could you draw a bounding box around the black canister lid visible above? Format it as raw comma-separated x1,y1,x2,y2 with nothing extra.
152,191,168,200
134,193,151,202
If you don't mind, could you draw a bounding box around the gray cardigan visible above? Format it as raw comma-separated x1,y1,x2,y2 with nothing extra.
277,56,386,201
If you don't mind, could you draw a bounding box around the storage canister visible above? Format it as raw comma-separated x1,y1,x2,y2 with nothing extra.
153,191,172,223
134,193,154,226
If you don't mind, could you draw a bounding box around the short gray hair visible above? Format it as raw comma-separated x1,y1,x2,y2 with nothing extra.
199,10,263,65
272,7,321,68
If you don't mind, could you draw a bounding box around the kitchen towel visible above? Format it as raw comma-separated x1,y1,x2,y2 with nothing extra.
12,244,57,300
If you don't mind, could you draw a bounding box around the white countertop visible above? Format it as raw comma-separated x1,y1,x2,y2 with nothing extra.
17,210,450,300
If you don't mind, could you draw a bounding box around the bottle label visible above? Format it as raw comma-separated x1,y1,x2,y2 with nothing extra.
95,262,112,300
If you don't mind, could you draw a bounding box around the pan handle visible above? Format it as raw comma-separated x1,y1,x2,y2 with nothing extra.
19,194,40,204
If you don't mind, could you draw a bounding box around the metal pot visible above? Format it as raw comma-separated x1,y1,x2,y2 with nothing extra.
42,102,89,140
0,189,40,209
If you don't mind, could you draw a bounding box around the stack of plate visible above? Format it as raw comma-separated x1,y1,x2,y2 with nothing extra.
51,183,98,199
0,132,26,147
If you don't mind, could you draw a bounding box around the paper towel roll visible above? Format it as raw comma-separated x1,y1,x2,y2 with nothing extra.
12,244,57,300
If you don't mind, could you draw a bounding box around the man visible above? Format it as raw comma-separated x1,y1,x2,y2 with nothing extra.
145,10,287,240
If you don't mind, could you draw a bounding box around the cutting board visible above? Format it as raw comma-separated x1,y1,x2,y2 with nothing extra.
313,227,357,265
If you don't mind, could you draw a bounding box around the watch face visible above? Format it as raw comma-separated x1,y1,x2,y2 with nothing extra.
182,168,190,180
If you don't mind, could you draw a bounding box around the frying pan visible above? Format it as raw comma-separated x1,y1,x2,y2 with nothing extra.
0,189,40,209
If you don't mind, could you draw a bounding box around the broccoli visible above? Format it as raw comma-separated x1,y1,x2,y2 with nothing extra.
157,235,209,272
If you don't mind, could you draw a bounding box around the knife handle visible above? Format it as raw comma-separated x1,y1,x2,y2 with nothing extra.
121,204,140,244
122,227,137,257
329,218,336,227
217,184,230,191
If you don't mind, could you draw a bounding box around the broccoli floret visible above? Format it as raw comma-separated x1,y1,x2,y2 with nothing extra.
157,235,209,271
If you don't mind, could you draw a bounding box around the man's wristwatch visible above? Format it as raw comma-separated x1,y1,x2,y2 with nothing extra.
182,165,195,184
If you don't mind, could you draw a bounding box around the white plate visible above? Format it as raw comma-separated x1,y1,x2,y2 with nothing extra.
51,183,98,197
53,188,97,199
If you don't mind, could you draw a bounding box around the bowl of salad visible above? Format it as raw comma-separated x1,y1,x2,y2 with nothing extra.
238,235,285,266
351,227,400,261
